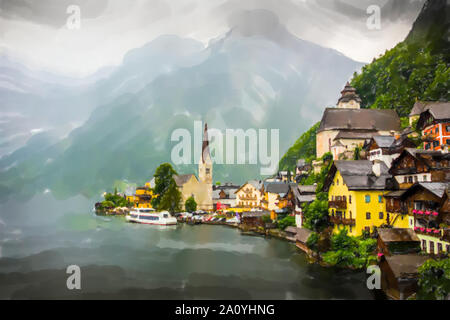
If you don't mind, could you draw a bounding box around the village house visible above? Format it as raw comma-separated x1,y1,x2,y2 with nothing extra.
261,182,291,211
400,182,450,254
278,184,316,227
416,102,450,151
364,135,416,168
389,148,450,190
316,82,401,160
377,228,421,256
126,182,156,208
295,227,313,255
323,160,403,236
295,159,311,183
379,254,429,300
235,180,263,209
383,190,409,229
212,183,239,210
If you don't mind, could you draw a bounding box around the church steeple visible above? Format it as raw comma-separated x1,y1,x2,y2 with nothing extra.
337,82,362,109
199,123,212,184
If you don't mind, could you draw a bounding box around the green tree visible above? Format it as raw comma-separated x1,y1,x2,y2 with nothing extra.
303,196,330,232
278,215,296,230
306,232,320,251
185,196,197,213
152,163,178,209
158,181,182,213
417,258,450,300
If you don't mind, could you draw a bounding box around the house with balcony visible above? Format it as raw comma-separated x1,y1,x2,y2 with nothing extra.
212,183,239,210
416,102,450,151
400,182,450,254
364,135,416,168
126,182,157,208
235,180,263,209
389,148,450,190
278,184,317,227
323,160,402,236
383,190,410,229
295,159,312,183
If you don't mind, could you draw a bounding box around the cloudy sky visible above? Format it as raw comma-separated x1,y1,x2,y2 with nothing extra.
0,0,425,77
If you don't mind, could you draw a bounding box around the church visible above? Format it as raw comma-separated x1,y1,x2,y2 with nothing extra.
316,82,402,160
174,123,214,211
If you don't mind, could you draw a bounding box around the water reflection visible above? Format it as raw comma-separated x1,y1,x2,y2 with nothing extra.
0,195,376,300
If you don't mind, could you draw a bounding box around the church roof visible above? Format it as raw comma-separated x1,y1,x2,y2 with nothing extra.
318,108,401,133
337,82,362,104
173,174,197,187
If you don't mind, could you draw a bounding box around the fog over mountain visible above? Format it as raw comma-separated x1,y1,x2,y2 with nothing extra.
0,10,363,201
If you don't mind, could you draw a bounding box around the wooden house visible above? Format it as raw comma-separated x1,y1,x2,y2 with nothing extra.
377,228,421,256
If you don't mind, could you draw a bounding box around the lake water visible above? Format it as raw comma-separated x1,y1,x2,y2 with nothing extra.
0,194,375,299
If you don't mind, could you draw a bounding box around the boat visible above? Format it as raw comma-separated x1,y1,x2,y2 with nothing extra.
126,208,177,225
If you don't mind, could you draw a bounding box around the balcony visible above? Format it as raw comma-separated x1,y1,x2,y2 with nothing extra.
330,216,355,226
414,227,442,238
329,199,347,210
386,204,408,215
412,209,439,219
240,196,257,201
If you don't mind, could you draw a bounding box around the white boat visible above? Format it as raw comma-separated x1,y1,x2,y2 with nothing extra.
126,208,177,226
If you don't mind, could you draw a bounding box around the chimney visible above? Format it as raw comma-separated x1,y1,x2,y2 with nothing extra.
372,160,382,177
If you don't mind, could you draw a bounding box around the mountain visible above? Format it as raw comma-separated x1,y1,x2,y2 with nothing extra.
279,0,449,172
0,10,363,201
351,0,449,117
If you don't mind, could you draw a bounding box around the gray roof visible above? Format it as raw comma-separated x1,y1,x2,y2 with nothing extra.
334,160,391,190
212,187,238,200
265,182,290,195
427,103,450,120
384,190,407,198
248,180,263,190
411,101,450,117
378,228,420,243
373,135,396,148
296,228,313,243
298,185,317,194
297,159,306,167
416,182,449,198
335,130,378,140
385,254,429,279
410,101,433,116
285,226,298,234
297,194,316,203
173,174,196,187
318,108,401,133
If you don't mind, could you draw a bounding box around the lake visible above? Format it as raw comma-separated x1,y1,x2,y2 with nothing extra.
0,194,375,299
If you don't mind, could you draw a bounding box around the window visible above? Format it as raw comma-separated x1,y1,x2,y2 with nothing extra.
429,241,435,254
435,127,439,134
423,175,427,182
365,195,371,203
408,176,413,183
433,140,439,148
378,195,383,203
438,243,443,253
446,125,450,133
404,177,408,183
366,212,371,220
336,179,339,186
379,212,384,219
206,168,210,174
414,176,418,183
349,196,352,204
422,240,427,251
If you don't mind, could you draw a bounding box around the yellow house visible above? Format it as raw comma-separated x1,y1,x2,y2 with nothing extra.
324,160,403,237
127,185,156,208
235,180,263,209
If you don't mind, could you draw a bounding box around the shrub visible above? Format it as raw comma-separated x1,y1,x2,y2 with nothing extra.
278,215,296,230
417,258,450,300
306,232,319,251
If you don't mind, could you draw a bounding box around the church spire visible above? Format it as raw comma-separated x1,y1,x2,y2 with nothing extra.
202,123,211,163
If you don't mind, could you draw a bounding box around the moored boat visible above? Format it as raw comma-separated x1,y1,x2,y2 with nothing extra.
126,208,177,225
